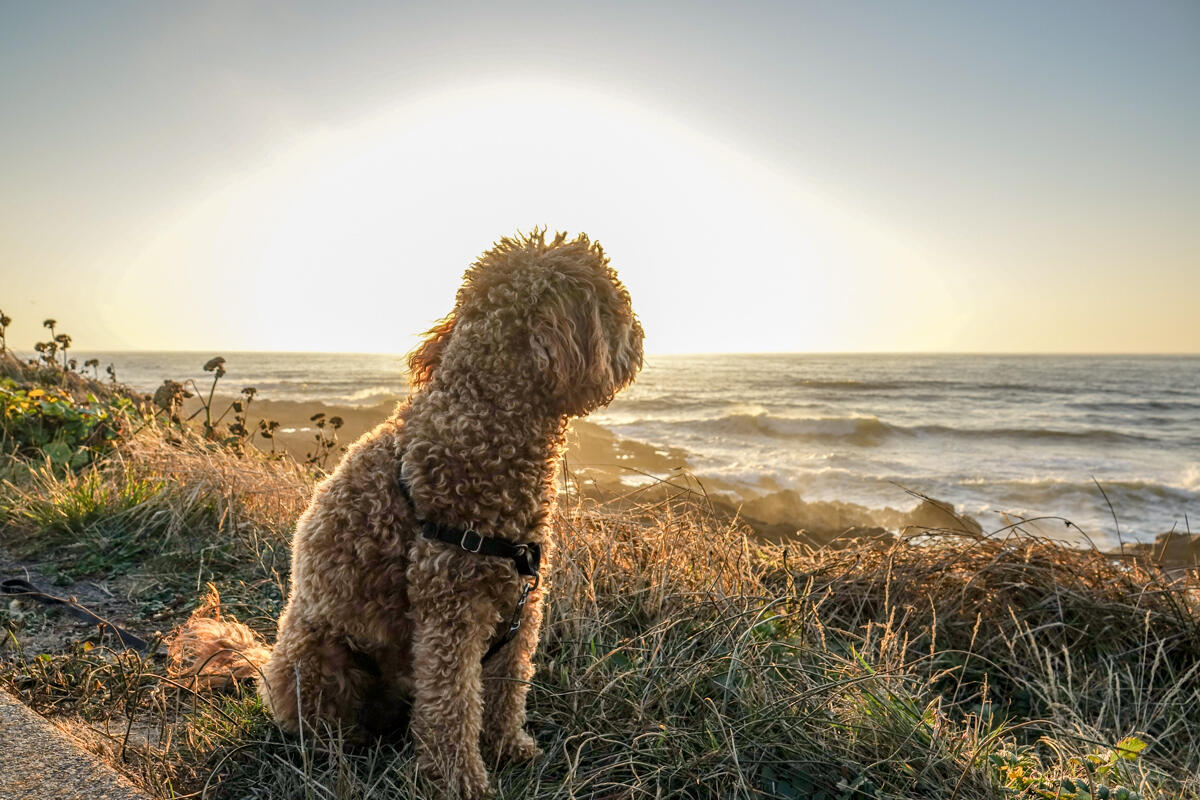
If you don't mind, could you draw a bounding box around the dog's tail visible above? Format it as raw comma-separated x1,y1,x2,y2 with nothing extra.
168,585,273,689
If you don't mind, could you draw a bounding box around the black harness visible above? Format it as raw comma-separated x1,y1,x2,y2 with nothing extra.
396,475,541,662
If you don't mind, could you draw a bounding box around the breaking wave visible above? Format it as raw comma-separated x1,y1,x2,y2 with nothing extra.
654,412,1155,447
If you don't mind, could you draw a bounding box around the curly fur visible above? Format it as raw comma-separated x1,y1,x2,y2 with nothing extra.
170,230,643,798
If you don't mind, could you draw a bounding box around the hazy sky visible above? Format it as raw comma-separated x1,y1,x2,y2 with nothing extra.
1,1,1197,354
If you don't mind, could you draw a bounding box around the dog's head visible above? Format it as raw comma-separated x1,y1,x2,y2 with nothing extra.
408,230,643,417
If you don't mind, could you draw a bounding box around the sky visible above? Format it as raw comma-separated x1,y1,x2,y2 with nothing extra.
1,0,1197,355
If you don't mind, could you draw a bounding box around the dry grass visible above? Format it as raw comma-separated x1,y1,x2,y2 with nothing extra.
778,529,1200,751
1,433,1197,799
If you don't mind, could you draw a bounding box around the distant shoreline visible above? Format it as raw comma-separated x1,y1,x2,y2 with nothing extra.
122,350,1197,550
178,393,1189,560
30,349,1200,358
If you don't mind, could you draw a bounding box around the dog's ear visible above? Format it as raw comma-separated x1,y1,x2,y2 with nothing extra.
530,291,615,415
608,314,644,394
407,313,456,389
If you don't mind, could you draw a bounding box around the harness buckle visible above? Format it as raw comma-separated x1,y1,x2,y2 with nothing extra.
460,529,484,553
512,542,541,584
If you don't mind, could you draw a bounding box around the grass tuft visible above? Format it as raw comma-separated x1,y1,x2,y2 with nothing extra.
0,433,1196,799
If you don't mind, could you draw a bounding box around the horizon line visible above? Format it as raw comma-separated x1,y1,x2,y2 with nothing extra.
16,348,1200,358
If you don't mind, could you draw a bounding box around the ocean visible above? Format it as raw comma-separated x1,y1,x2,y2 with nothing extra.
74,351,1199,546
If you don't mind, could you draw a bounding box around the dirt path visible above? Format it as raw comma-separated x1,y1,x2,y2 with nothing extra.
0,547,160,658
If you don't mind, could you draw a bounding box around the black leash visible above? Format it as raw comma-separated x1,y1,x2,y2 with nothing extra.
1,578,151,653
396,475,541,662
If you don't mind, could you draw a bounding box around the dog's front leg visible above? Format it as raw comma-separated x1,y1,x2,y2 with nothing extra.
409,584,492,799
481,582,545,766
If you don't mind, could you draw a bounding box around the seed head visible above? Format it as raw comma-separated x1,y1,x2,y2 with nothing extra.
203,356,227,378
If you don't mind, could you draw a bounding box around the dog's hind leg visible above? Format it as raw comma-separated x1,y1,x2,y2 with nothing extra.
258,615,376,739
481,586,545,765
408,592,493,799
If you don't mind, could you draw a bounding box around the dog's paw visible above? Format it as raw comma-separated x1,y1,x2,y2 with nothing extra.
419,756,492,800
453,768,494,800
489,729,542,765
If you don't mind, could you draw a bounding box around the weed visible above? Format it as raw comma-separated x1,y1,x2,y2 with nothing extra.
54,333,72,372
257,418,282,458
33,338,57,368
304,412,344,470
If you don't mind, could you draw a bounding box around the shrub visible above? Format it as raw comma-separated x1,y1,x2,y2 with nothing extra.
0,380,137,469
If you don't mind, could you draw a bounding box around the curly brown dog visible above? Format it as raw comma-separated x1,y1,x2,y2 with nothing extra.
170,230,643,798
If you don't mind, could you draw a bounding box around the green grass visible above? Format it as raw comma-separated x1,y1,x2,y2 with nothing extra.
1,427,302,611
0,430,1196,799
3,466,169,575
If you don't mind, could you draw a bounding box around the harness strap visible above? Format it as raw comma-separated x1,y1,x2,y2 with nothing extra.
397,475,541,662
417,520,541,583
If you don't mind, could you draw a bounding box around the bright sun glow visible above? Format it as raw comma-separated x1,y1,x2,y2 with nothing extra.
110,79,961,354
